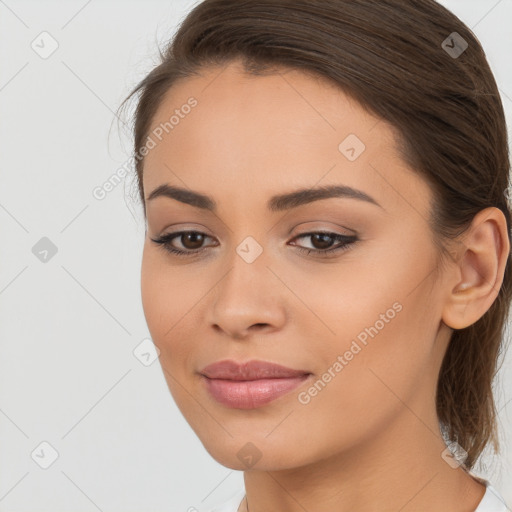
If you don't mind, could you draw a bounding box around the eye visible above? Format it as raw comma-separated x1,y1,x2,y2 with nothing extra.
150,231,216,257
150,230,358,258
289,231,358,258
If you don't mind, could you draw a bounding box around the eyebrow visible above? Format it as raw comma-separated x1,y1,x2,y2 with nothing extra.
146,183,383,212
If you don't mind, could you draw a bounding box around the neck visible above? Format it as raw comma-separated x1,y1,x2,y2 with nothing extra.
239,407,485,512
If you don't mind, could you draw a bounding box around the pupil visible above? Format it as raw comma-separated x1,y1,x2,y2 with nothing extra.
184,233,204,249
313,233,333,249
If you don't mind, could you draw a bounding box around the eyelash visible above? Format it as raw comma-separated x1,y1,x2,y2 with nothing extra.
150,230,358,258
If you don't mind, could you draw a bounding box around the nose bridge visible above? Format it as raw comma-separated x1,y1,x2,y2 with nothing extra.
216,234,271,304
208,234,287,335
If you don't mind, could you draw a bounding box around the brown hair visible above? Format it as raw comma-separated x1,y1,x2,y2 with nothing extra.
119,0,512,469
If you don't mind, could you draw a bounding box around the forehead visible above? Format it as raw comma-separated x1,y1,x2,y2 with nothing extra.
142,61,431,216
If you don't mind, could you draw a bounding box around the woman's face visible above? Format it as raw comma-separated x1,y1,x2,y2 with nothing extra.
140,60,452,470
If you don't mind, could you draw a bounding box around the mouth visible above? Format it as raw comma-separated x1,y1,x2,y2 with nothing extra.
199,359,312,409
201,374,312,409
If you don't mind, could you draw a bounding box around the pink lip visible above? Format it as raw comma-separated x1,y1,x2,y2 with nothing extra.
200,359,310,380
199,359,312,409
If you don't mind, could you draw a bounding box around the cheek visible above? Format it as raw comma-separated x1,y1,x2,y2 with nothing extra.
290,304,435,461
140,248,166,338
140,250,204,414
140,247,198,362
287,245,439,410
141,245,194,324
291,230,438,357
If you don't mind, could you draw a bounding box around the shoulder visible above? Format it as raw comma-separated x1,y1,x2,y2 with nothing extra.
470,474,509,512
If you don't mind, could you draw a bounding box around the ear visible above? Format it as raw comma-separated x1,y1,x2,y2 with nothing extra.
442,207,510,330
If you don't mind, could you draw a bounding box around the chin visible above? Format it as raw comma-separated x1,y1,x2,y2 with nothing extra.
199,435,311,472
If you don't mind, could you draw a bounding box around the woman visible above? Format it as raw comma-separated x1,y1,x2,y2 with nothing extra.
120,0,511,510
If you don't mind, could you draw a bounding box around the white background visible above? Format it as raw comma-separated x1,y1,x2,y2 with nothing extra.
0,0,511,510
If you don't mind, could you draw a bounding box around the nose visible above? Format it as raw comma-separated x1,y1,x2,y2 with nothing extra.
208,255,287,340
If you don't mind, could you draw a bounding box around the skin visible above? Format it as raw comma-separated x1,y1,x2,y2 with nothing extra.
140,59,509,511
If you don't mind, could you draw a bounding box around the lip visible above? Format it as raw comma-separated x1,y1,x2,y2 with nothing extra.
199,359,312,409
200,359,310,380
